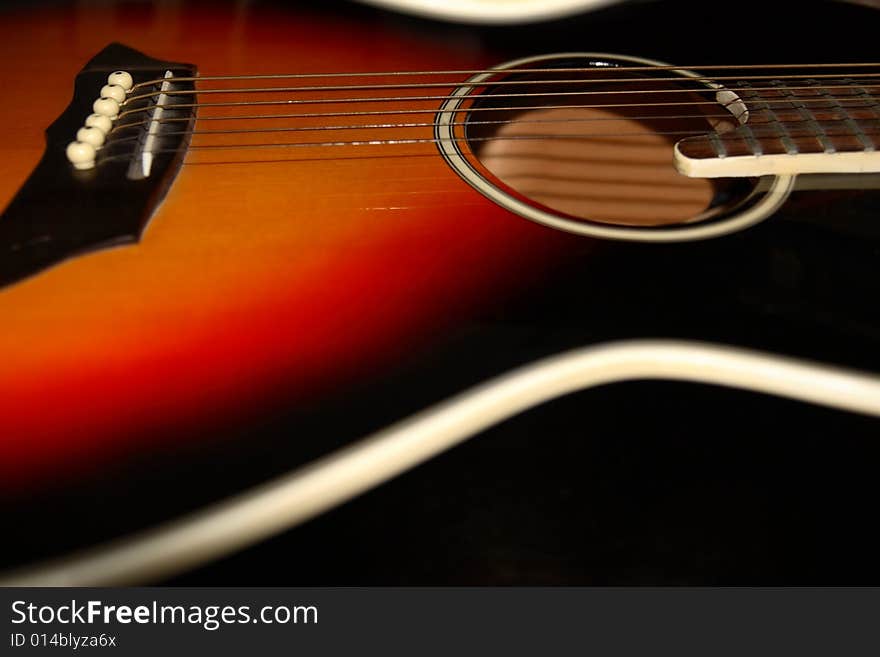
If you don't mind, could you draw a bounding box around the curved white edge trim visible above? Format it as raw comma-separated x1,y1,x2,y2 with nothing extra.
355,0,880,25
675,144,880,178
354,0,620,24
3,339,880,586
434,52,794,242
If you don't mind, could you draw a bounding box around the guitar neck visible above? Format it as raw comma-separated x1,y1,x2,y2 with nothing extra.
675,76,880,177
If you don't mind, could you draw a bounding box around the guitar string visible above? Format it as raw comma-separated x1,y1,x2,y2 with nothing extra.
127,62,880,91
110,99,880,131
123,73,880,103
115,83,880,121
97,127,880,166
101,94,880,161
102,72,880,160
105,105,880,157
99,132,714,164
111,96,880,141
103,110,864,146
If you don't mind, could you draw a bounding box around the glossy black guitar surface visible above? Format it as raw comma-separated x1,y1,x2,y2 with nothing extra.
0,0,878,584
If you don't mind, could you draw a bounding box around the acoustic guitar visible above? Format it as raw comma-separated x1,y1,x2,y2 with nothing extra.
2,0,880,585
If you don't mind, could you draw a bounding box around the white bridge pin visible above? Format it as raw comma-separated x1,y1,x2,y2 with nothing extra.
92,96,119,119
76,126,105,148
84,113,113,134
107,70,133,92
66,141,96,170
100,83,126,104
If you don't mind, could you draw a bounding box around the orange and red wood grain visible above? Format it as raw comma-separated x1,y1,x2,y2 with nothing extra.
0,2,575,488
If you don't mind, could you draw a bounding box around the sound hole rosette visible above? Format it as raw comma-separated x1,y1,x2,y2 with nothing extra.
434,52,796,242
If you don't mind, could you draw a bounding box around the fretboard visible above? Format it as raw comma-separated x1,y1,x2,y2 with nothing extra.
675,77,880,177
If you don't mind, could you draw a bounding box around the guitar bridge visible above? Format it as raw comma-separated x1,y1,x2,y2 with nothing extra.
0,43,196,287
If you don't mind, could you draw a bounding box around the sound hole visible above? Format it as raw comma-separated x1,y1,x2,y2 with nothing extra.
464,63,750,227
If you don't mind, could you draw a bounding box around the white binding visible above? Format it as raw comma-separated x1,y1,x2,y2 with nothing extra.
435,52,796,242
4,8,880,585
2,339,879,586
354,0,619,23
675,146,880,178
355,0,880,24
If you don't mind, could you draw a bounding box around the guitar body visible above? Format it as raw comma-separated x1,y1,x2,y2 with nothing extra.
2,0,880,583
